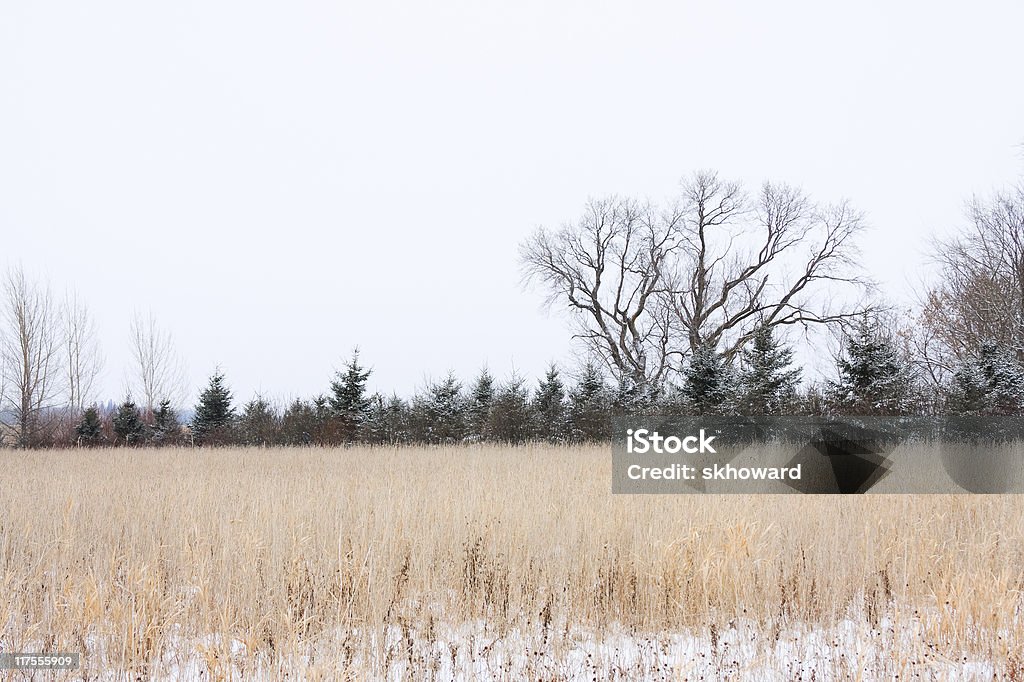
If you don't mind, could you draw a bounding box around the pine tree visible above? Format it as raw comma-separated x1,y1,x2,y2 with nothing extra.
738,327,802,415
827,316,916,415
113,396,145,446
239,396,278,445
947,341,1024,415
612,373,659,415
681,344,736,415
465,367,496,441
568,361,610,441
487,374,533,443
365,393,410,444
533,364,567,442
150,398,180,445
191,370,236,444
75,405,104,446
280,398,317,445
411,372,465,443
329,349,372,442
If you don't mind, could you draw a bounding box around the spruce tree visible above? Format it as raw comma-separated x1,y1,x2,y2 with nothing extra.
75,405,104,446
113,396,145,445
412,372,465,443
280,398,317,445
738,327,802,415
612,373,659,414
487,374,533,443
947,341,1024,415
365,393,410,444
191,370,236,444
150,398,180,445
681,344,736,415
568,361,610,441
239,396,278,445
533,364,567,442
827,316,916,415
329,349,372,442
465,367,496,441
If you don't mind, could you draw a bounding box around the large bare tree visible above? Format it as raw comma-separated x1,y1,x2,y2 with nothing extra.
0,266,62,446
665,172,870,357
129,311,186,413
521,171,871,389
520,196,686,389
62,291,104,413
917,182,1024,385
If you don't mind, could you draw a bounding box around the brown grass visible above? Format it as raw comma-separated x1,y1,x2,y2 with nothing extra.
1,444,1022,679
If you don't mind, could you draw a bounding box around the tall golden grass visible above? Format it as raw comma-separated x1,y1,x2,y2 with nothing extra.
1,444,1022,679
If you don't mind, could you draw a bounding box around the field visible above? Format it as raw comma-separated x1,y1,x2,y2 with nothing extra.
1,445,1023,680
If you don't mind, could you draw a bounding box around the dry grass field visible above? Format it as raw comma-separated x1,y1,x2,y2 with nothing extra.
1,444,1023,680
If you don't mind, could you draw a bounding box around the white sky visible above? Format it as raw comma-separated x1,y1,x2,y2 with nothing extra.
2,0,1023,406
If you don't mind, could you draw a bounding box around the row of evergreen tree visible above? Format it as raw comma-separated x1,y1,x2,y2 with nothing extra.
69,316,1024,446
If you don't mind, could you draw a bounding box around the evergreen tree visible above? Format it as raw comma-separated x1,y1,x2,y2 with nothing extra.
75,405,104,446
411,372,465,443
568,361,611,441
191,370,236,444
150,398,180,445
239,396,279,445
329,349,372,442
113,396,145,445
311,395,332,444
465,367,496,441
737,326,802,415
656,381,688,415
947,341,1024,415
487,374,533,443
612,373,659,415
280,398,318,445
533,364,567,442
681,344,737,415
827,316,917,415
365,393,410,444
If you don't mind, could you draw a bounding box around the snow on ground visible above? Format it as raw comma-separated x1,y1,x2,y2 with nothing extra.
45,613,999,680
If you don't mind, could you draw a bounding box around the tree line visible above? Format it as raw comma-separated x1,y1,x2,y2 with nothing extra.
50,314,1024,448
4,167,1024,447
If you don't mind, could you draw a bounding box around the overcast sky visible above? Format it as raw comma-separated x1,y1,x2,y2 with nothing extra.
2,0,1023,405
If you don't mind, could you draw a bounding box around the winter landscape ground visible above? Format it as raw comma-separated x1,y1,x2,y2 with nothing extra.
1,444,1023,681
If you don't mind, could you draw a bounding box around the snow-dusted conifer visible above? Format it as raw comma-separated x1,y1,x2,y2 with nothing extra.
413,372,465,443
365,393,410,444
947,341,1024,415
487,374,533,443
827,316,916,415
681,344,736,415
612,373,659,415
465,368,496,441
567,361,611,441
533,364,567,442
329,349,372,442
738,326,802,415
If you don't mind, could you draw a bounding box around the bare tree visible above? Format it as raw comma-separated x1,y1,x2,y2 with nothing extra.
128,311,186,413
917,182,1024,385
62,291,104,413
0,266,62,446
520,171,871,390
520,196,685,391
665,172,870,358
